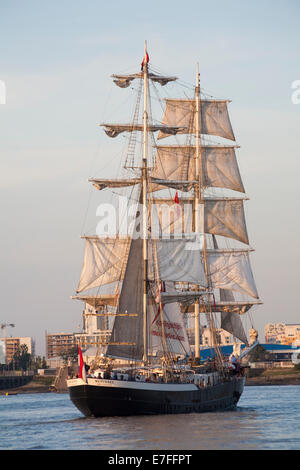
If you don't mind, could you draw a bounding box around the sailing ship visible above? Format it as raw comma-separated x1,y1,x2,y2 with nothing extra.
67,43,262,417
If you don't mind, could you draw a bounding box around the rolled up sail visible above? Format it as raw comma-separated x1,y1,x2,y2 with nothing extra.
101,123,186,138
72,294,119,308
158,99,235,141
111,72,177,88
182,300,262,314
89,178,140,191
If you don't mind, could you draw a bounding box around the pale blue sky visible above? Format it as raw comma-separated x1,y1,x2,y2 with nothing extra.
0,0,299,355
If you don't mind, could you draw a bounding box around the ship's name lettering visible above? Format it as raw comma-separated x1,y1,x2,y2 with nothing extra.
155,320,182,330
151,330,185,341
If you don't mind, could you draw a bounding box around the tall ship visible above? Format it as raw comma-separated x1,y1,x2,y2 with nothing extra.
67,43,262,417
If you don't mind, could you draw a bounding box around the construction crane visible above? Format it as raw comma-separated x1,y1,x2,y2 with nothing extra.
1,323,15,340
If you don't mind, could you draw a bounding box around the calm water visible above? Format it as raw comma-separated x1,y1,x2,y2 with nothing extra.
0,386,299,450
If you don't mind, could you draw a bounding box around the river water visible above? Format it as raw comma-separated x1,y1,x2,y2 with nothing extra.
0,385,299,450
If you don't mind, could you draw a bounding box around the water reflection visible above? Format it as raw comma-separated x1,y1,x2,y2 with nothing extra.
1,386,299,450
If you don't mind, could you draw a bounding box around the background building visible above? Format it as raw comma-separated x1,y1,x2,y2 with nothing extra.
46,332,76,359
265,323,300,345
45,302,113,361
0,337,35,365
187,325,234,351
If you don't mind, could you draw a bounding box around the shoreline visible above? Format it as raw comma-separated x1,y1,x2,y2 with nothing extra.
1,373,299,395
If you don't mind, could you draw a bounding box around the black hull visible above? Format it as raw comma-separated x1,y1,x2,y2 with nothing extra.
68,377,245,417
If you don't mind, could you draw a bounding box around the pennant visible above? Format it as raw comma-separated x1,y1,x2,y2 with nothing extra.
174,191,180,217
141,52,149,71
78,346,87,382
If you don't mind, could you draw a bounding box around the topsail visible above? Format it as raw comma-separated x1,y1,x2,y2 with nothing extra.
158,99,235,141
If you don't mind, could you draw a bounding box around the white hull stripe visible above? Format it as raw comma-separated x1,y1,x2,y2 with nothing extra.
67,378,198,392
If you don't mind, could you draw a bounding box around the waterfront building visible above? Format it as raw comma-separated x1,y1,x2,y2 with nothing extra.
0,337,35,365
265,323,300,345
46,332,76,359
46,302,113,361
187,326,234,352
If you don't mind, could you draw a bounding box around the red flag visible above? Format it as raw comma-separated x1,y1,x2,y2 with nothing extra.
141,52,149,70
78,346,87,382
174,191,180,216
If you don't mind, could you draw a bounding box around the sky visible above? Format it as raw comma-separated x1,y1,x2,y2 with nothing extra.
0,0,299,356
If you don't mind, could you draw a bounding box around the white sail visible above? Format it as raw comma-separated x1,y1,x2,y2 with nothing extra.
148,238,258,299
77,237,130,293
158,99,235,141
219,289,249,345
150,197,249,244
151,146,244,193
208,251,259,299
149,283,191,356
148,237,208,286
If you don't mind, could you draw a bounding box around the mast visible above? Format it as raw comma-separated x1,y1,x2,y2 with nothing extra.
194,63,201,360
142,40,149,363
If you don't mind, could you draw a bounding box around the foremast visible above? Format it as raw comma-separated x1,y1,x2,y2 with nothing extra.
193,64,220,363
194,63,202,360
142,41,149,364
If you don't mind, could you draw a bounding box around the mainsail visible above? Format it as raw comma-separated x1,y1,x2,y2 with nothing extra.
74,43,261,364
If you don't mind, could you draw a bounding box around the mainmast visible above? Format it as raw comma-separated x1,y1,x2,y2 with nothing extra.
193,63,209,360
194,63,201,360
142,40,149,363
